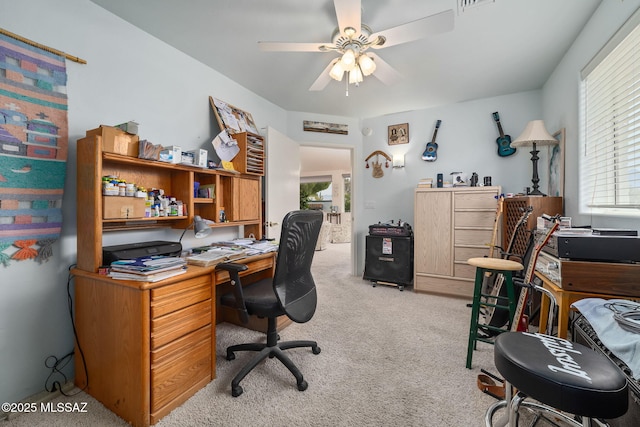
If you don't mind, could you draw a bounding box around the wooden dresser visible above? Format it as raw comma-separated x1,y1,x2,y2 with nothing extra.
414,186,501,298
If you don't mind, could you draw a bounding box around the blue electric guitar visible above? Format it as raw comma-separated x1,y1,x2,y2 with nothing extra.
422,119,441,161
492,112,516,157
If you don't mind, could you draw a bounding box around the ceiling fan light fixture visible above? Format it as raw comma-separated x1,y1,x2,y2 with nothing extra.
341,48,356,70
358,54,376,76
329,60,346,81
349,66,363,84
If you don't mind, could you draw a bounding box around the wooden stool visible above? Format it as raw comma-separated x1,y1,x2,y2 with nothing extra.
466,257,523,369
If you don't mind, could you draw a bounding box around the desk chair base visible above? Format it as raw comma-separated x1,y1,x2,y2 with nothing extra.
226,317,321,397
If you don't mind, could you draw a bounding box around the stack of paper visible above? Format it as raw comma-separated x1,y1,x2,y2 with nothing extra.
108,256,187,282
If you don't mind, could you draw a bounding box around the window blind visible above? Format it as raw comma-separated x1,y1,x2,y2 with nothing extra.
580,11,640,215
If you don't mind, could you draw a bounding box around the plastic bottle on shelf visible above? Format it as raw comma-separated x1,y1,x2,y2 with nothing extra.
169,198,178,216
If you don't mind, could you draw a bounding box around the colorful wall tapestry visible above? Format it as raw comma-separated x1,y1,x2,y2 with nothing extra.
0,33,68,266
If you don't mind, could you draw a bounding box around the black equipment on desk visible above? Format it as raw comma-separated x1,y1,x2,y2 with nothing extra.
102,240,182,265
364,220,413,290
542,231,640,263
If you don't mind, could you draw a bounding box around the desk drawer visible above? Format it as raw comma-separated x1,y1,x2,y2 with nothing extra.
214,257,274,283
151,300,211,349
151,325,211,419
151,275,211,319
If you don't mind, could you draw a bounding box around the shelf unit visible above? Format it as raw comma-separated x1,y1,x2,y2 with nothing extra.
230,132,264,175
76,133,263,272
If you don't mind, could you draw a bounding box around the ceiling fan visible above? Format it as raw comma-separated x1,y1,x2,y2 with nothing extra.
258,0,454,93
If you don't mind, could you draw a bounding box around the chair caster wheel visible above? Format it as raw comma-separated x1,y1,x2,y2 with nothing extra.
231,385,243,397
297,380,308,391
226,352,235,361
312,346,321,355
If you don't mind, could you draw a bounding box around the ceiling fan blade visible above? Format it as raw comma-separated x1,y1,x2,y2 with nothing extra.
258,41,330,52
334,0,361,36
309,59,339,91
368,53,402,86
370,9,454,49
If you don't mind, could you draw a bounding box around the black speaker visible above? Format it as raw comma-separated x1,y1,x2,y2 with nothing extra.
363,235,413,286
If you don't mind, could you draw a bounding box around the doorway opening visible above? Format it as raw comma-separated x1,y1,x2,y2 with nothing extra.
299,145,355,275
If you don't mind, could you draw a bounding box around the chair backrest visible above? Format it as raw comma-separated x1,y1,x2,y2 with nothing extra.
272,210,323,323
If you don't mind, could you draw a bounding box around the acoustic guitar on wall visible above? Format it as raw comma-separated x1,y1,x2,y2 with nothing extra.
422,119,441,161
492,112,516,157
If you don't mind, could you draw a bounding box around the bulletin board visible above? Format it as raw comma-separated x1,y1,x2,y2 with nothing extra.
209,96,259,135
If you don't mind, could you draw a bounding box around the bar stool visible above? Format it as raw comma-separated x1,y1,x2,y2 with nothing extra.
466,257,524,369
485,332,628,426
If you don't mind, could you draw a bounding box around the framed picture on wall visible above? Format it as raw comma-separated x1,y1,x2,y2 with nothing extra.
548,128,565,197
388,123,409,145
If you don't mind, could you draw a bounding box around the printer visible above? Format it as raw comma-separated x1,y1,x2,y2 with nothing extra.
102,240,182,265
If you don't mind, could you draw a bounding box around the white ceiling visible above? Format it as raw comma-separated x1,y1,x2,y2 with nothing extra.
89,0,601,119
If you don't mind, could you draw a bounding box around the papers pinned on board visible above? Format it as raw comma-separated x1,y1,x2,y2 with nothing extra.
211,129,240,162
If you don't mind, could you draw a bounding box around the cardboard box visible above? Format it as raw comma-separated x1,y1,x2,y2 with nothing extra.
103,196,146,219
87,125,139,157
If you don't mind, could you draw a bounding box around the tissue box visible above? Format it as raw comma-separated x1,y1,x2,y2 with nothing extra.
159,145,181,163
185,149,208,168
180,151,194,165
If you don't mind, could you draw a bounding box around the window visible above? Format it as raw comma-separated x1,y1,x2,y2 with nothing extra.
580,11,640,216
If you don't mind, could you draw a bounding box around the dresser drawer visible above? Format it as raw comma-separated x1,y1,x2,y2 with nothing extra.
151,300,211,349
150,275,211,319
454,210,496,228
151,325,211,419
454,191,498,209
455,229,493,246
454,247,490,263
454,262,477,279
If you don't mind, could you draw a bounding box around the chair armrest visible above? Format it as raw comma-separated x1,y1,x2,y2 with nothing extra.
216,262,250,323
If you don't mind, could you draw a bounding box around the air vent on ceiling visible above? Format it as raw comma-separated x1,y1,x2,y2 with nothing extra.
458,0,495,12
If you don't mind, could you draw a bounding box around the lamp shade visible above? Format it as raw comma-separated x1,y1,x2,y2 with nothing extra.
179,215,212,243
193,215,212,238
511,120,557,147
329,59,345,81
358,54,376,76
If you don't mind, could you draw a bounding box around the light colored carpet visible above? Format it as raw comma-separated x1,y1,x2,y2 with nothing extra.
6,243,524,427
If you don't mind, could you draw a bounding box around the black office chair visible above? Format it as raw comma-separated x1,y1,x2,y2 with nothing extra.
216,210,323,397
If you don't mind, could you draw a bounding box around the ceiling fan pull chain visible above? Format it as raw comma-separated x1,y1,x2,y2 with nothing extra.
345,76,349,96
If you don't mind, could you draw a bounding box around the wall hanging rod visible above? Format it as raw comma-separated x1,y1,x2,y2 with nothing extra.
0,27,87,64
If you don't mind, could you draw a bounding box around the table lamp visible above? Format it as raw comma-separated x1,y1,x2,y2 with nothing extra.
178,215,212,244
511,120,557,196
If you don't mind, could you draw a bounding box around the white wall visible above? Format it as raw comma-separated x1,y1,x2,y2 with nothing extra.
542,0,640,230
0,0,288,404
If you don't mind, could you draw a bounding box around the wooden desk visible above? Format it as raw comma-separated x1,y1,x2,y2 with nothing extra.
535,270,636,339
73,252,275,427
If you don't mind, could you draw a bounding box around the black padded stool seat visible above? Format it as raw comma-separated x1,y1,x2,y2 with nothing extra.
494,332,628,420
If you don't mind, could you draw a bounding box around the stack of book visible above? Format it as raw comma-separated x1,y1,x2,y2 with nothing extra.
108,256,187,282
185,247,247,267
417,178,433,188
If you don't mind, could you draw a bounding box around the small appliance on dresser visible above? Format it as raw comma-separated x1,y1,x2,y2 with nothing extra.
363,220,413,291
